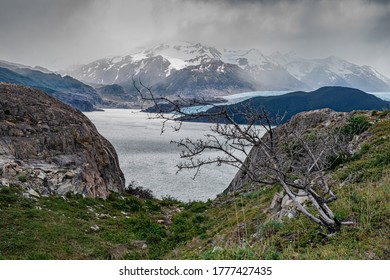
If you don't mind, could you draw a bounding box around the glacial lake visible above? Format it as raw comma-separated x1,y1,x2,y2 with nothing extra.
84,109,249,201
84,91,390,201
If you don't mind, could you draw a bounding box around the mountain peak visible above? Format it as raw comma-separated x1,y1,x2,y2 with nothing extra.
62,43,390,93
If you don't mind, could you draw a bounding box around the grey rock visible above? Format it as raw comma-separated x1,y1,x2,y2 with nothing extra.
90,225,100,231
212,246,224,253
56,182,76,195
37,171,47,180
269,191,283,213
64,170,76,179
3,163,17,177
28,189,40,198
1,178,9,187
287,210,296,219
0,83,125,198
281,194,293,208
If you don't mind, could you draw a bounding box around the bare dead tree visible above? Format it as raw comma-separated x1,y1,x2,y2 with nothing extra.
133,78,351,233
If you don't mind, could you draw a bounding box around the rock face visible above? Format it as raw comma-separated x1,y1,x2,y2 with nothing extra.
0,83,125,198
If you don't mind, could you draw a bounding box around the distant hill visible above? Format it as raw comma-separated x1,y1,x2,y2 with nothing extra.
0,59,52,73
0,63,101,111
95,84,139,102
188,86,390,124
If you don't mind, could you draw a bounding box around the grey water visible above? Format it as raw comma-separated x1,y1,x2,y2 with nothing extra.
84,109,251,201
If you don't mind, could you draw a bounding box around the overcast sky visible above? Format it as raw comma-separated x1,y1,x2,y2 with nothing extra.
1,0,390,76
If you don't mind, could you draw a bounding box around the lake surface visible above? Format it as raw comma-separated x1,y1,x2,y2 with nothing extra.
84,109,249,201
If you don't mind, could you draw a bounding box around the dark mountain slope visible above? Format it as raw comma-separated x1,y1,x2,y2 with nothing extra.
0,66,101,111
197,86,390,124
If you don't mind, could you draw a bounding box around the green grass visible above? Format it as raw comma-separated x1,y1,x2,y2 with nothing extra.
338,119,390,181
0,184,208,259
171,175,389,260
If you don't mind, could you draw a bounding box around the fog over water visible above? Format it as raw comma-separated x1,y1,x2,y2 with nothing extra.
84,109,249,201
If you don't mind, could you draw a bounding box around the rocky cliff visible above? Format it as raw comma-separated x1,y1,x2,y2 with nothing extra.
0,83,125,198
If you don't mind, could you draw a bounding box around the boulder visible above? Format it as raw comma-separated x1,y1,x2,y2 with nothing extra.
0,83,125,198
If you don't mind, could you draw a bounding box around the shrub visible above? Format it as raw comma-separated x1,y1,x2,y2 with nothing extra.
341,115,370,136
160,195,180,206
125,216,166,244
113,197,142,212
126,182,154,199
261,220,283,238
18,175,27,183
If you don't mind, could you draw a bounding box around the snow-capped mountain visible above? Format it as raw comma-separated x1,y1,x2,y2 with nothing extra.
275,56,390,92
65,41,390,97
67,42,223,85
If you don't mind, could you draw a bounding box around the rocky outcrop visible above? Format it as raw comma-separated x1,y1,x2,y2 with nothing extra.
0,83,125,198
225,108,350,194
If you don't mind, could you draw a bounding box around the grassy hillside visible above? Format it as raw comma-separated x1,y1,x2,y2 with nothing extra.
0,110,389,260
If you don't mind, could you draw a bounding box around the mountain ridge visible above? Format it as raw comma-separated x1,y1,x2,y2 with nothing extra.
183,86,390,124
0,62,101,112
64,42,390,96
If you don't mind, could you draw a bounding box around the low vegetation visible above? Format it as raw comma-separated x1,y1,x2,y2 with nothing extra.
0,184,212,260
0,111,389,259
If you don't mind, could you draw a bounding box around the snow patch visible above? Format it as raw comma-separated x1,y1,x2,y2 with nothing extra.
162,55,187,70
111,56,123,64
220,48,270,68
131,52,148,62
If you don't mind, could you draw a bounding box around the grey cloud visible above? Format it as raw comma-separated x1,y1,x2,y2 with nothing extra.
367,10,390,41
366,0,390,4
0,0,389,77
184,0,390,5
